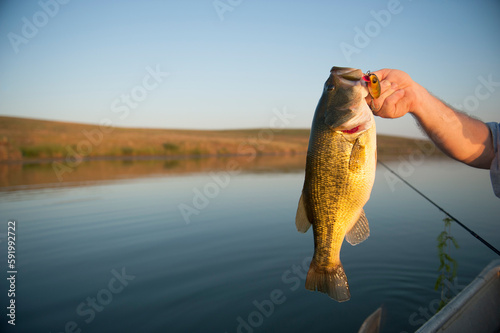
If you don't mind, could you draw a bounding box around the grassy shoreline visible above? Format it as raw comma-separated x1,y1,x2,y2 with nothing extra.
0,115,442,162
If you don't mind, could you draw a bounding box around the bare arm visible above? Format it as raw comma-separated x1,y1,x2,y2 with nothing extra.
368,69,495,169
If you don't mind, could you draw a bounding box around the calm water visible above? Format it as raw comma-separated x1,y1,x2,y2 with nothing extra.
0,155,499,333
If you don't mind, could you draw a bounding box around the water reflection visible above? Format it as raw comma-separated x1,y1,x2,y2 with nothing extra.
0,154,306,191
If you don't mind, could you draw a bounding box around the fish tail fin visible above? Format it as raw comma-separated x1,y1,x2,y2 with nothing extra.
305,260,350,302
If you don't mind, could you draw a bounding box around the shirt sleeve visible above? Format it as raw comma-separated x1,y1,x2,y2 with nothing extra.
486,122,500,198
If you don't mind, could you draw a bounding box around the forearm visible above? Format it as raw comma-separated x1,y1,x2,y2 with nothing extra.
410,85,495,169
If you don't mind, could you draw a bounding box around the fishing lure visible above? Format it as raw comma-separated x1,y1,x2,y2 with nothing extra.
363,71,381,99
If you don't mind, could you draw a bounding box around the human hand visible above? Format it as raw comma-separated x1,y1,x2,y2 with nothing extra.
365,69,423,119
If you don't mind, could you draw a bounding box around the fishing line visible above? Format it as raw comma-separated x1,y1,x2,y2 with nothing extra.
378,160,500,256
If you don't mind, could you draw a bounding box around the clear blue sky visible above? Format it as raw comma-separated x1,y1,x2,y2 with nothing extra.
1,0,499,138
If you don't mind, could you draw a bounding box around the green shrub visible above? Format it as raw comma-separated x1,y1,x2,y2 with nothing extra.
19,144,65,158
121,147,134,155
190,148,203,156
162,142,180,152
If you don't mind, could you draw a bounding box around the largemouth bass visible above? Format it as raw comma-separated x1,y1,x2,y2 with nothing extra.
295,66,379,302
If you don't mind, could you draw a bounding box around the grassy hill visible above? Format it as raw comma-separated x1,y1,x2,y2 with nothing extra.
0,116,441,162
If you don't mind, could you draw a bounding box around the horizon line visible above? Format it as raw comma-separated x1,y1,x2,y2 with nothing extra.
0,114,426,139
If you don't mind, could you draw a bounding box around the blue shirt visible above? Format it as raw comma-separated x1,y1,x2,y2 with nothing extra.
486,122,500,198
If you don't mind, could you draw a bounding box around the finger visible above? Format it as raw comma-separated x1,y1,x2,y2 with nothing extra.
371,99,383,115
384,88,405,104
379,81,398,99
370,81,397,114
365,93,373,106
377,89,406,118
381,79,395,92
371,68,391,81
386,89,407,111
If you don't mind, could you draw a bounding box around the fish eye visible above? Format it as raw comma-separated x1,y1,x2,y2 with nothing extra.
371,76,378,84
327,84,334,91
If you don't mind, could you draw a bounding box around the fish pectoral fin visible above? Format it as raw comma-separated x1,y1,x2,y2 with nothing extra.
295,193,312,233
349,138,367,172
345,209,370,246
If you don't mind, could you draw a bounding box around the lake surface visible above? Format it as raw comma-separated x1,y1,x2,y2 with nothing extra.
1,154,499,333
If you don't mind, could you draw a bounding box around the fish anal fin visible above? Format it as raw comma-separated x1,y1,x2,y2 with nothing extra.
345,209,370,246
305,260,350,302
295,193,312,233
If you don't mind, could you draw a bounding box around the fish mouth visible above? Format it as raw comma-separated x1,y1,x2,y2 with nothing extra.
324,67,364,93
330,67,363,82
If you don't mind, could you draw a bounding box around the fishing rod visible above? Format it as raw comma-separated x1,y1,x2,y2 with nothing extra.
378,160,500,257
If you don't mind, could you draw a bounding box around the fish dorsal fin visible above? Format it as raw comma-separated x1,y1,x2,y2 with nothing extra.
295,193,312,233
345,210,370,245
